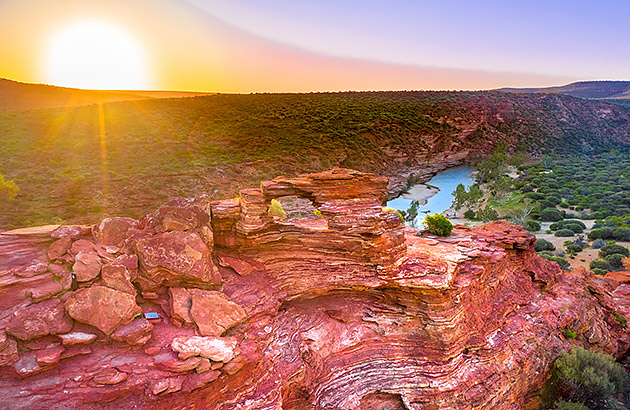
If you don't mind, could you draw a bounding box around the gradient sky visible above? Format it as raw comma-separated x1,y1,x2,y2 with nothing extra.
0,0,628,92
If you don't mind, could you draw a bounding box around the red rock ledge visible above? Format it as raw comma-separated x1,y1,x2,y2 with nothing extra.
0,168,628,410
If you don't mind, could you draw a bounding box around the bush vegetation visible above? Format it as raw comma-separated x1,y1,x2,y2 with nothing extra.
542,348,629,409
1,90,628,228
423,214,453,237
535,238,556,252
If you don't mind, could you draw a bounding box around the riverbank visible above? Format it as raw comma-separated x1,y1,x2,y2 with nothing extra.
386,165,474,226
399,184,439,206
384,155,468,200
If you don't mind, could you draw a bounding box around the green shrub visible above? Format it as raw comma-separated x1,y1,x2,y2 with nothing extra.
546,348,629,409
463,209,476,220
423,214,453,237
555,229,576,237
540,208,563,222
525,220,541,232
590,259,611,272
539,253,570,270
599,244,629,258
605,254,625,270
0,174,19,200
268,199,286,221
591,268,609,276
565,243,583,254
535,238,556,252
554,401,590,410
613,311,627,328
562,328,577,339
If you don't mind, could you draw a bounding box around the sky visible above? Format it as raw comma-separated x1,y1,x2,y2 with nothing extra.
0,0,628,92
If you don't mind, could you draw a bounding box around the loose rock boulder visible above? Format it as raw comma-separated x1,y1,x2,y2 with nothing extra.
190,290,246,336
134,231,220,291
93,217,139,247
64,286,141,335
6,299,73,340
171,336,238,362
110,318,153,345
72,251,102,282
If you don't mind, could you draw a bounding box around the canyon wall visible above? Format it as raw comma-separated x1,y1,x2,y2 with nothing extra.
0,168,628,409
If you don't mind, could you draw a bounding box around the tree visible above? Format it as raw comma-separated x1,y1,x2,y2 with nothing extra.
506,199,535,226
0,174,19,200
489,176,513,199
476,206,499,222
423,214,453,237
453,184,468,210
467,184,484,205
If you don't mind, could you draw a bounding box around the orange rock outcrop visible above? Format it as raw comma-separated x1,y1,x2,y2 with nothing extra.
0,168,628,409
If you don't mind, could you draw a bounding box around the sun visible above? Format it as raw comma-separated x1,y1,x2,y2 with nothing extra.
45,20,149,90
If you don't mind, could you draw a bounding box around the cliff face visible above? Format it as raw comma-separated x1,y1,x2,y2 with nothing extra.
0,168,628,410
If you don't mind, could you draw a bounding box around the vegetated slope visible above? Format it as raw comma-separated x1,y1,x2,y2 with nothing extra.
499,80,630,107
0,91,629,228
0,78,213,111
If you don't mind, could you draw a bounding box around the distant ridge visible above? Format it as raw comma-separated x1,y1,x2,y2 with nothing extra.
0,78,214,111
498,80,630,100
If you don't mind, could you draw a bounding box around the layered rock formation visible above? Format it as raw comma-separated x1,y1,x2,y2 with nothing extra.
0,168,628,410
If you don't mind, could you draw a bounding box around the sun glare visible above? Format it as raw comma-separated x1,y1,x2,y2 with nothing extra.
45,20,149,90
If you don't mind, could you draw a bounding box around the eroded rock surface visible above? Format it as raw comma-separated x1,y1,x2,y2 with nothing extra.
0,168,628,410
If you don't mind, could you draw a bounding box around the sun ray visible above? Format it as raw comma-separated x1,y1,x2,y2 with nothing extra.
96,103,110,216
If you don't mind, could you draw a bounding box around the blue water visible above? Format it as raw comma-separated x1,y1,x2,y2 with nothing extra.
387,165,474,226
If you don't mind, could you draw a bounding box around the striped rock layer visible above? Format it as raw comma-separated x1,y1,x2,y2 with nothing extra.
0,168,628,410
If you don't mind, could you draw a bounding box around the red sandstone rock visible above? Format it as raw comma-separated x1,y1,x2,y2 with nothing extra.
217,253,255,276
47,237,72,260
111,318,153,345
51,225,91,240
101,263,136,294
134,230,220,291
171,336,238,362
0,332,19,367
168,287,246,335
0,169,629,410
72,251,102,282
139,197,211,233
6,299,73,340
182,370,221,392
93,368,128,385
35,345,64,366
195,357,212,373
605,270,630,283
93,217,139,247
168,287,195,326
190,290,247,337
64,286,141,334
58,332,98,346
68,239,95,256
13,353,49,378
154,354,201,373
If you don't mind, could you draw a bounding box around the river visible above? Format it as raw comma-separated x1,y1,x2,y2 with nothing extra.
386,165,474,227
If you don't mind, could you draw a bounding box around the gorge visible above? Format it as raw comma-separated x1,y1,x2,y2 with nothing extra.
0,168,628,410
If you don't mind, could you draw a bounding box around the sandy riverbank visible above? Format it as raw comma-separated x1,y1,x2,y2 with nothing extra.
400,184,440,206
